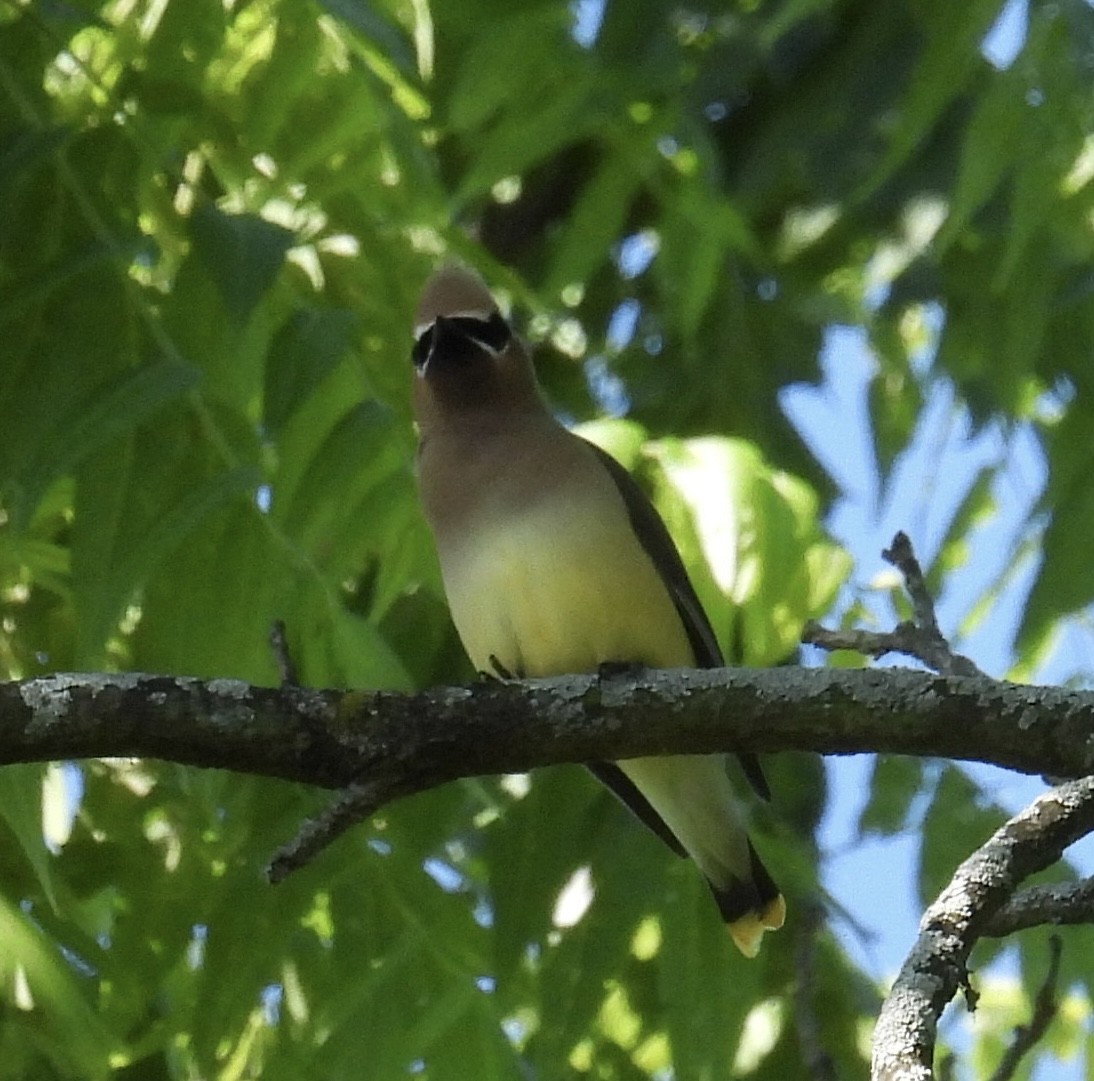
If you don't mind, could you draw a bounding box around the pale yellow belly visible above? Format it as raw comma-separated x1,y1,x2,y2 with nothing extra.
440,497,694,678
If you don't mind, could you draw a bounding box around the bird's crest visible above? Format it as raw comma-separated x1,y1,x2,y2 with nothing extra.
414,266,498,339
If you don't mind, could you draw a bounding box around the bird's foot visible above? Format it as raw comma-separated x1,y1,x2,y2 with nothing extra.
480,654,519,682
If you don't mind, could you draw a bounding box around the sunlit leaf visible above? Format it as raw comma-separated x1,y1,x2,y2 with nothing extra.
0,893,123,1077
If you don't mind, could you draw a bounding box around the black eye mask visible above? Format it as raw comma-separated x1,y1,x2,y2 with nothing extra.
413,312,511,370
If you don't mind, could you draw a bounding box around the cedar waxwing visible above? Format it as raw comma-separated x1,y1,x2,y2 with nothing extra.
411,266,785,956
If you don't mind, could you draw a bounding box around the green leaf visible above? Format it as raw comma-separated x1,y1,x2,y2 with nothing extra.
544,147,646,295
271,362,394,526
859,0,1004,199
29,361,199,500
658,867,758,1078
120,470,261,592
934,69,1023,253
323,604,413,690
314,0,415,74
995,13,1088,288
926,466,997,594
143,0,226,90
961,533,1038,650
276,400,404,554
649,435,849,664
663,185,762,342
131,498,281,681
486,768,603,981
866,333,923,479
918,766,1008,908
857,756,924,838
446,8,573,134
574,418,649,470
1017,419,1094,660
348,472,437,620
0,892,123,1077
532,798,673,1068
454,72,598,204
0,238,114,329
73,436,258,667
189,203,294,325
0,764,59,910
264,307,360,434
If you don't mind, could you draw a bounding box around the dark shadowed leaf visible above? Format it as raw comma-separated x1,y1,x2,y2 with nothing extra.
190,204,294,325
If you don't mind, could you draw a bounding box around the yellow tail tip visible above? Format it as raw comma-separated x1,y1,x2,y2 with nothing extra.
728,895,786,958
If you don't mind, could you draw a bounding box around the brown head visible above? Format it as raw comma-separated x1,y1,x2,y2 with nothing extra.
411,267,544,429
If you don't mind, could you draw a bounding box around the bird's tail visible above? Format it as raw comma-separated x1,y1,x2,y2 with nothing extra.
710,840,785,958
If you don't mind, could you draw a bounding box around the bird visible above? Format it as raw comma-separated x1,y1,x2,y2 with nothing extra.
410,265,785,956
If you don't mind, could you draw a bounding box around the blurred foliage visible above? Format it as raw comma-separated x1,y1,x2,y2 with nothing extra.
1,0,1093,1077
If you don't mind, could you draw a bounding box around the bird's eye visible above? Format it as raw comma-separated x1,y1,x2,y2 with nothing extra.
412,326,434,369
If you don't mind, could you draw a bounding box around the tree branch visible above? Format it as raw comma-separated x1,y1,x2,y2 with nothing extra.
871,778,1094,1081
4,667,1094,798
983,877,1094,938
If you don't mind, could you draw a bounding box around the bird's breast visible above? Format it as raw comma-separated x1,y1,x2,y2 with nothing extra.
436,479,695,678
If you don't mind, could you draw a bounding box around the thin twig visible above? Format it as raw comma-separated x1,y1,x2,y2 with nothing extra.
882,533,942,641
985,935,1062,1081
803,531,984,677
266,778,411,883
269,619,299,687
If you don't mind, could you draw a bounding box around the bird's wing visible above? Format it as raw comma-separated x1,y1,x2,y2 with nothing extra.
585,762,688,856
583,438,771,802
